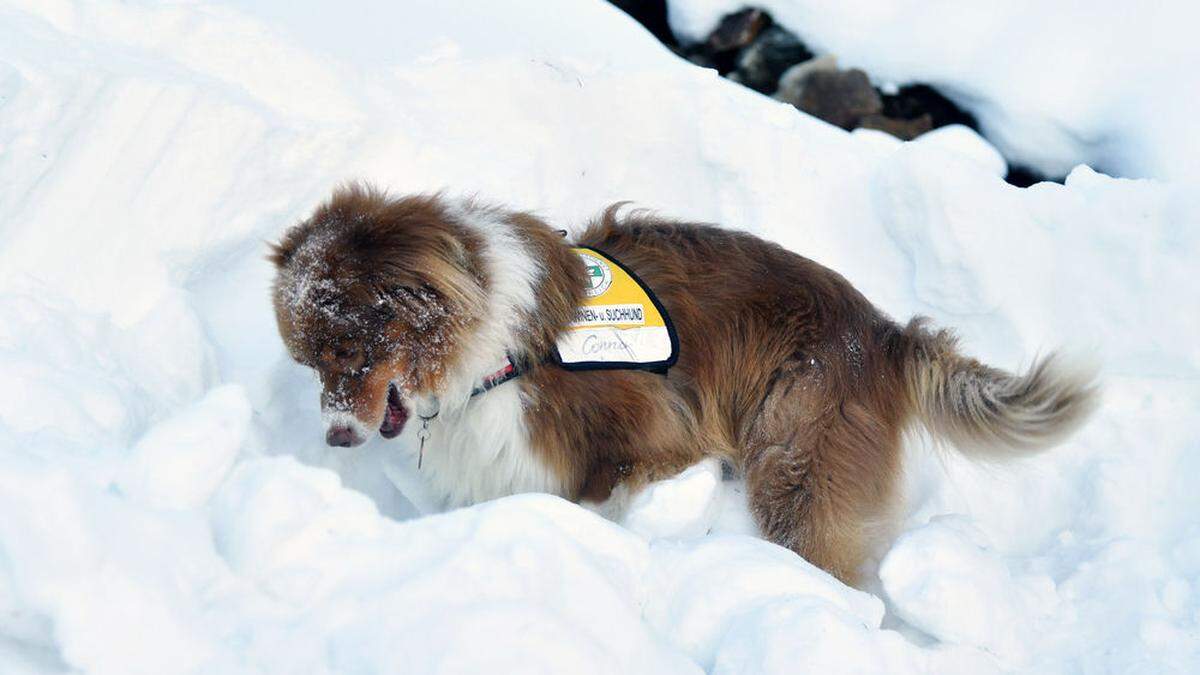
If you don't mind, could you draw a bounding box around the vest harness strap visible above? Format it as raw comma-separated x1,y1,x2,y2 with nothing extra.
470,356,521,397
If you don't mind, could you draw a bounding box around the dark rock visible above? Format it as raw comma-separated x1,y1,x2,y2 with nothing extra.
858,113,933,140
774,55,838,103
607,0,677,47
794,68,882,130
707,8,770,53
681,41,739,76
684,51,720,70
732,26,814,93
880,84,977,131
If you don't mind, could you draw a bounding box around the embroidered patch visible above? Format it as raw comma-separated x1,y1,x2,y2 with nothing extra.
554,247,678,373
580,252,613,297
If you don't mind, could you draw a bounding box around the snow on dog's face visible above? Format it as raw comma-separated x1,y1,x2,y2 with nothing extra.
269,185,486,447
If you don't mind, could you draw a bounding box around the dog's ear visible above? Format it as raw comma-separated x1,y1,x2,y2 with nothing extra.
267,225,309,268
266,240,292,267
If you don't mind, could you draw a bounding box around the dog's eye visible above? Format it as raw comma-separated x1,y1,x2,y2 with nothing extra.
332,345,368,374
321,344,366,372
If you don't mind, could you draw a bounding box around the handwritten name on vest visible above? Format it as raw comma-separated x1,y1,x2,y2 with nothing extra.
582,333,635,358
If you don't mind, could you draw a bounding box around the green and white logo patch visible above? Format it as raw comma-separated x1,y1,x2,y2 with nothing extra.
580,253,613,298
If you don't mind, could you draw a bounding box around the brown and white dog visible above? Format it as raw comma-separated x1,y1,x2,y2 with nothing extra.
270,184,1097,584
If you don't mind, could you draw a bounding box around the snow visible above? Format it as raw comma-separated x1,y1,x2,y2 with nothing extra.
0,0,1198,673
621,458,723,540
667,0,1200,183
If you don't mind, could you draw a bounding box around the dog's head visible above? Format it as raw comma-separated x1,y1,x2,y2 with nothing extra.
269,185,485,447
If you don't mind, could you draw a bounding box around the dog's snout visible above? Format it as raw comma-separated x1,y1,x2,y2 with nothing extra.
326,425,362,448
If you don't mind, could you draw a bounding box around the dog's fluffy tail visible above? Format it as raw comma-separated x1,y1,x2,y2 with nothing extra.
896,318,1099,458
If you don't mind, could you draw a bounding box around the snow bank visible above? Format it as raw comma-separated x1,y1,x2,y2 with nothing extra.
0,0,1197,672
668,0,1200,182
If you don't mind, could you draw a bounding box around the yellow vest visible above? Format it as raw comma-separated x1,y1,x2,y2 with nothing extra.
554,247,678,373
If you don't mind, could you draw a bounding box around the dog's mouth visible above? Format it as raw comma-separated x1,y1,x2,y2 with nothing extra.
379,383,409,439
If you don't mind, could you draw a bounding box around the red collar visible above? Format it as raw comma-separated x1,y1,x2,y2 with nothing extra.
470,355,521,397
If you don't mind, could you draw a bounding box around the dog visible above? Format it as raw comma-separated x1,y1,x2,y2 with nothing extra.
270,184,1097,584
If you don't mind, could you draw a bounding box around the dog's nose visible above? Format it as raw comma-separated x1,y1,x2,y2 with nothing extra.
326,425,360,447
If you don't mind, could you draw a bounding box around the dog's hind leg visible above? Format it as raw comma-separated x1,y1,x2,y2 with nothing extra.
742,376,904,586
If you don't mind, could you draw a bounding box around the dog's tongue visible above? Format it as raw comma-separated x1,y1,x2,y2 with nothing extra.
379,384,409,438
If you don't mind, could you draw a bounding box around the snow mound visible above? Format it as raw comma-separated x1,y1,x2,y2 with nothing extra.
621,458,724,539
0,0,1197,673
880,517,1058,659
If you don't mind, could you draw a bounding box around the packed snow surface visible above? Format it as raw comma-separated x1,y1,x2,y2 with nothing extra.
1,0,1198,673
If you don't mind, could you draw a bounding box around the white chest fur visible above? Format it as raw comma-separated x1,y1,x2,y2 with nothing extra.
414,383,566,509
400,199,568,509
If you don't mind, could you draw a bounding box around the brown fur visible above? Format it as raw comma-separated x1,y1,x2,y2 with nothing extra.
271,187,1098,585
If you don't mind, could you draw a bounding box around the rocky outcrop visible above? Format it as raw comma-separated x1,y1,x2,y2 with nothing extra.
606,2,1056,186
